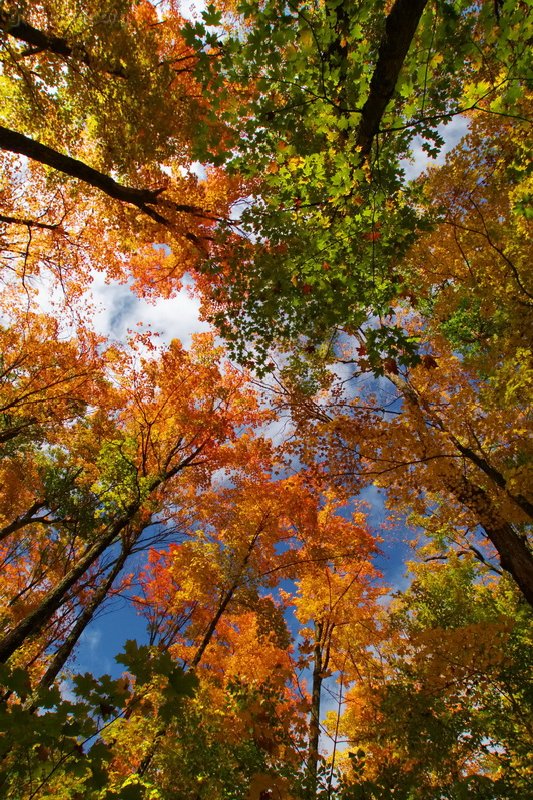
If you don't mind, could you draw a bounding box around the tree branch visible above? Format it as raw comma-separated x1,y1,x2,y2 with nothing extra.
0,125,208,227
0,11,128,79
0,213,58,230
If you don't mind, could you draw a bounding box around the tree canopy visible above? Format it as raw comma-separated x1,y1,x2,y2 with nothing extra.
0,1,531,798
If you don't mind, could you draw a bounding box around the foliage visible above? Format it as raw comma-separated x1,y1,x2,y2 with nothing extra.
331,558,533,799
188,0,532,368
0,0,532,798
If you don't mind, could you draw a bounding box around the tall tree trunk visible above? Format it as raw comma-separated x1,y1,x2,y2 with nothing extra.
306,619,334,798
450,438,533,521
0,515,132,663
307,621,324,800
385,372,533,607
37,543,132,692
190,521,266,669
446,471,533,607
0,446,204,663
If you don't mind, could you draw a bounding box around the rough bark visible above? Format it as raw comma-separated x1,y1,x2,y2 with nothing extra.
447,471,533,607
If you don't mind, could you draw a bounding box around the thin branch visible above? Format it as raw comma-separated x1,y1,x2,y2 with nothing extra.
0,213,59,230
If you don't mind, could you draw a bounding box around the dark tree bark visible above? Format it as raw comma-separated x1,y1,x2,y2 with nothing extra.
356,0,429,156
375,369,533,608
0,444,205,663
0,501,47,542
0,511,139,663
0,213,58,230
0,10,127,78
0,126,207,226
400,393,533,607
190,519,266,669
447,471,533,608
307,622,324,800
306,620,333,800
37,543,132,692
451,438,533,522
0,419,38,445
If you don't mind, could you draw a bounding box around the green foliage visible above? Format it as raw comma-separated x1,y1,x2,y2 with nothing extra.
0,1,531,798
0,662,122,798
92,438,146,517
420,292,506,360
37,455,100,538
186,0,531,371
116,640,197,723
0,640,199,799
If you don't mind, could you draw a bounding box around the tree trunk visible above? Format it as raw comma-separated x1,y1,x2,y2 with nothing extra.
451,438,533,522
377,370,533,607
37,544,132,691
307,621,324,800
447,471,533,607
397,381,533,606
0,446,204,663
190,521,265,669
0,514,133,663
356,0,429,156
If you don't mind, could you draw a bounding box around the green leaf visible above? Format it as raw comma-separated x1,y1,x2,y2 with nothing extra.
202,4,223,26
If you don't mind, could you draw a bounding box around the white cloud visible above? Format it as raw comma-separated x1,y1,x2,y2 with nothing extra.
88,272,210,348
76,626,113,674
32,264,210,349
179,0,206,21
58,678,77,702
401,115,470,181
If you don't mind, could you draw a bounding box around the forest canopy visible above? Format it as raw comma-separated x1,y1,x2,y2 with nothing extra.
0,1,532,798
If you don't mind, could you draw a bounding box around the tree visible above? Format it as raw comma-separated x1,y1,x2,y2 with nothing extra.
281,317,533,606
332,555,533,799
129,476,383,800
286,495,381,799
0,328,268,666
107,472,314,798
1,1,532,798
189,0,531,366
0,0,239,313
268,109,532,605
